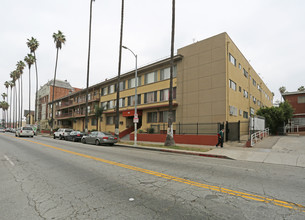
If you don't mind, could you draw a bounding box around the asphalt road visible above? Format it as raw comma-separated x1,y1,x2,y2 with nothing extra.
1,132,305,220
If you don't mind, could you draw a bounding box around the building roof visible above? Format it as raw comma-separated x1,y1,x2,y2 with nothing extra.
45,79,73,89
282,91,305,97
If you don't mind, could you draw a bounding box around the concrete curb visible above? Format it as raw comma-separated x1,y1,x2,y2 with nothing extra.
116,144,233,160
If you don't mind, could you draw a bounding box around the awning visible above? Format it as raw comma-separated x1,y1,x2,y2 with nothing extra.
122,110,142,117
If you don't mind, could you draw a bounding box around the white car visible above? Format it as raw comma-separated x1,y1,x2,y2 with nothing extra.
15,127,34,137
54,128,74,140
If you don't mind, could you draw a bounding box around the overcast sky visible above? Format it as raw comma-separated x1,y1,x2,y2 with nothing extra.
1,0,305,120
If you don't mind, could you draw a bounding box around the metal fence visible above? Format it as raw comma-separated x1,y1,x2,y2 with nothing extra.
149,122,220,135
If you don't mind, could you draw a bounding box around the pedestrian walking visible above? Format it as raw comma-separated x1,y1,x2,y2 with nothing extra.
216,128,224,148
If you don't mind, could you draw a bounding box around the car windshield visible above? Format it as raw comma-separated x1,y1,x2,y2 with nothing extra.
66,129,73,132
23,127,33,130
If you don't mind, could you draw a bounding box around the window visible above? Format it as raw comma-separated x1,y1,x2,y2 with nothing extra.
257,84,262,92
229,53,236,66
101,87,108,96
159,111,176,123
239,109,243,116
108,100,115,109
127,95,141,106
119,81,125,91
106,116,114,125
243,68,248,78
250,108,255,116
229,106,238,116
298,96,305,103
252,79,256,86
101,102,108,110
119,98,125,107
147,112,157,123
144,72,157,84
160,65,177,80
91,118,97,126
243,89,248,98
229,80,236,91
239,63,242,69
144,91,158,103
108,85,115,94
160,87,176,101
128,76,141,89
253,96,256,104
243,111,248,119
257,100,261,106
239,86,242,92
88,93,91,101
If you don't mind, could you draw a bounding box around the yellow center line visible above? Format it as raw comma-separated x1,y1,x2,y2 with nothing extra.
6,134,305,213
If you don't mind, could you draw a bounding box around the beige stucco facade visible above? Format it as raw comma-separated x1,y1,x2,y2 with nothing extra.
49,32,273,136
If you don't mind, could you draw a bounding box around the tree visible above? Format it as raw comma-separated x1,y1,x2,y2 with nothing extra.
51,30,66,132
84,0,95,134
298,86,305,91
256,101,293,134
16,61,26,127
9,81,14,128
94,104,104,131
115,0,125,137
4,81,10,127
165,0,176,146
24,54,36,124
279,86,286,102
27,37,39,123
10,71,17,128
1,93,7,126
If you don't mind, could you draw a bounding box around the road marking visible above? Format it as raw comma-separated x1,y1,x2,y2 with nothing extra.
8,135,305,213
4,155,15,166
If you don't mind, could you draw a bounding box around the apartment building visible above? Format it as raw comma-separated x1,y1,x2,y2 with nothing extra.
50,32,273,137
37,79,81,130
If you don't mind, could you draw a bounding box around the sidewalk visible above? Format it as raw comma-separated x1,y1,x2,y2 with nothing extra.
119,136,305,168
39,133,305,168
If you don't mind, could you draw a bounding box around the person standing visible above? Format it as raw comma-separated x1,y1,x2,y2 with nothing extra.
216,128,224,148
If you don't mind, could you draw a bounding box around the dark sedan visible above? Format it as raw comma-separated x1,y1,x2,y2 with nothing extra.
81,131,118,146
65,131,83,142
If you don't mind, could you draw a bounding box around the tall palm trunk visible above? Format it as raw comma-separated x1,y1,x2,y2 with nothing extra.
18,79,21,127
28,67,31,124
9,87,12,128
85,0,94,133
21,75,23,127
115,0,124,136
6,87,9,127
14,86,17,128
34,51,38,123
51,48,59,132
165,0,176,146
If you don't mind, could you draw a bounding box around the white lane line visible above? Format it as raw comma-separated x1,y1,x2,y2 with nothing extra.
4,155,15,166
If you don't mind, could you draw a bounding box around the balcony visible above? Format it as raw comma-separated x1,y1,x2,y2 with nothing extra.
56,94,100,110
55,111,96,119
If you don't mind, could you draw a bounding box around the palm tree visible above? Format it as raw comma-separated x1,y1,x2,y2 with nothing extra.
10,72,17,128
298,86,305,91
279,86,286,102
9,81,14,128
4,81,10,126
16,61,26,126
24,54,36,124
84,0,95,134
165,0,176,146
51,30,66,132
27,37,39,123
115,0,125,137
94,104,104,131
1,93,7,126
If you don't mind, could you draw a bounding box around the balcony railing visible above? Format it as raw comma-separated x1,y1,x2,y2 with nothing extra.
56,95,100,110
55,111,96,119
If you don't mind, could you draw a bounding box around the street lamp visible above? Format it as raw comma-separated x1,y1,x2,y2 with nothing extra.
122,45,138,146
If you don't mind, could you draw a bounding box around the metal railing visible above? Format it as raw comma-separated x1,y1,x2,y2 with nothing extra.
250,128,269,147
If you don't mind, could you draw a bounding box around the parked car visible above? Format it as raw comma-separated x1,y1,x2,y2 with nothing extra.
0,127,5,133
54,128,74,140
65,131,83,142
81,131,118,146
5,128,11,132
15,127,34,137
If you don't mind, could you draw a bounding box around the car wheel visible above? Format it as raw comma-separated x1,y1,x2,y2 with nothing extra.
59,135,63,140
82,139,86,144
53,135,56,139
95,140,100,146
109,143,114,146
